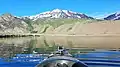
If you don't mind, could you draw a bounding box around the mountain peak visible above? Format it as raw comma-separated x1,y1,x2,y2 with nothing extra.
1,13,13,17
52,9,62,12
24,9,93,20
0,13,16,22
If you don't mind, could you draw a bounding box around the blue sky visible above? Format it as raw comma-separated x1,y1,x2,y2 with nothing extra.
0,0,120,18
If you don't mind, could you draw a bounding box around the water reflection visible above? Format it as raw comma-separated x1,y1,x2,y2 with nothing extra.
0,37,57,58
0,37,32,58
37,36,120,49
0,36,120,58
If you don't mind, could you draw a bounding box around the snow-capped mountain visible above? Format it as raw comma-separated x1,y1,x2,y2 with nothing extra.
23,9,94,20
104,12,120,20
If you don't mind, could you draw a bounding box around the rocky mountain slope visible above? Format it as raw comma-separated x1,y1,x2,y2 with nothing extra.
104,12,120,20
0,13,29,34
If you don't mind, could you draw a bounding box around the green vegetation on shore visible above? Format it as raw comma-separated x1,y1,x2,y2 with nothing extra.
34,18,97,28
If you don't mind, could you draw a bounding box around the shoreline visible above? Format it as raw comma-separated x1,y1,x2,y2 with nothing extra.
1,33,120,38
39,34,120,36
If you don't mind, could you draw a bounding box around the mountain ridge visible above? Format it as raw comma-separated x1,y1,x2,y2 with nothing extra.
22,9,94,20
104,12,120,20
1,9,120,20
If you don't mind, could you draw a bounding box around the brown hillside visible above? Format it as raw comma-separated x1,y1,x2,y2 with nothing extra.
45,20,120,35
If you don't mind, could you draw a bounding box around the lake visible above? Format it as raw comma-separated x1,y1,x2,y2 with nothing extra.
0,36,120,67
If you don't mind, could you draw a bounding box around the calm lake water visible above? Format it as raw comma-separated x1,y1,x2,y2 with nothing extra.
0,36,120,67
